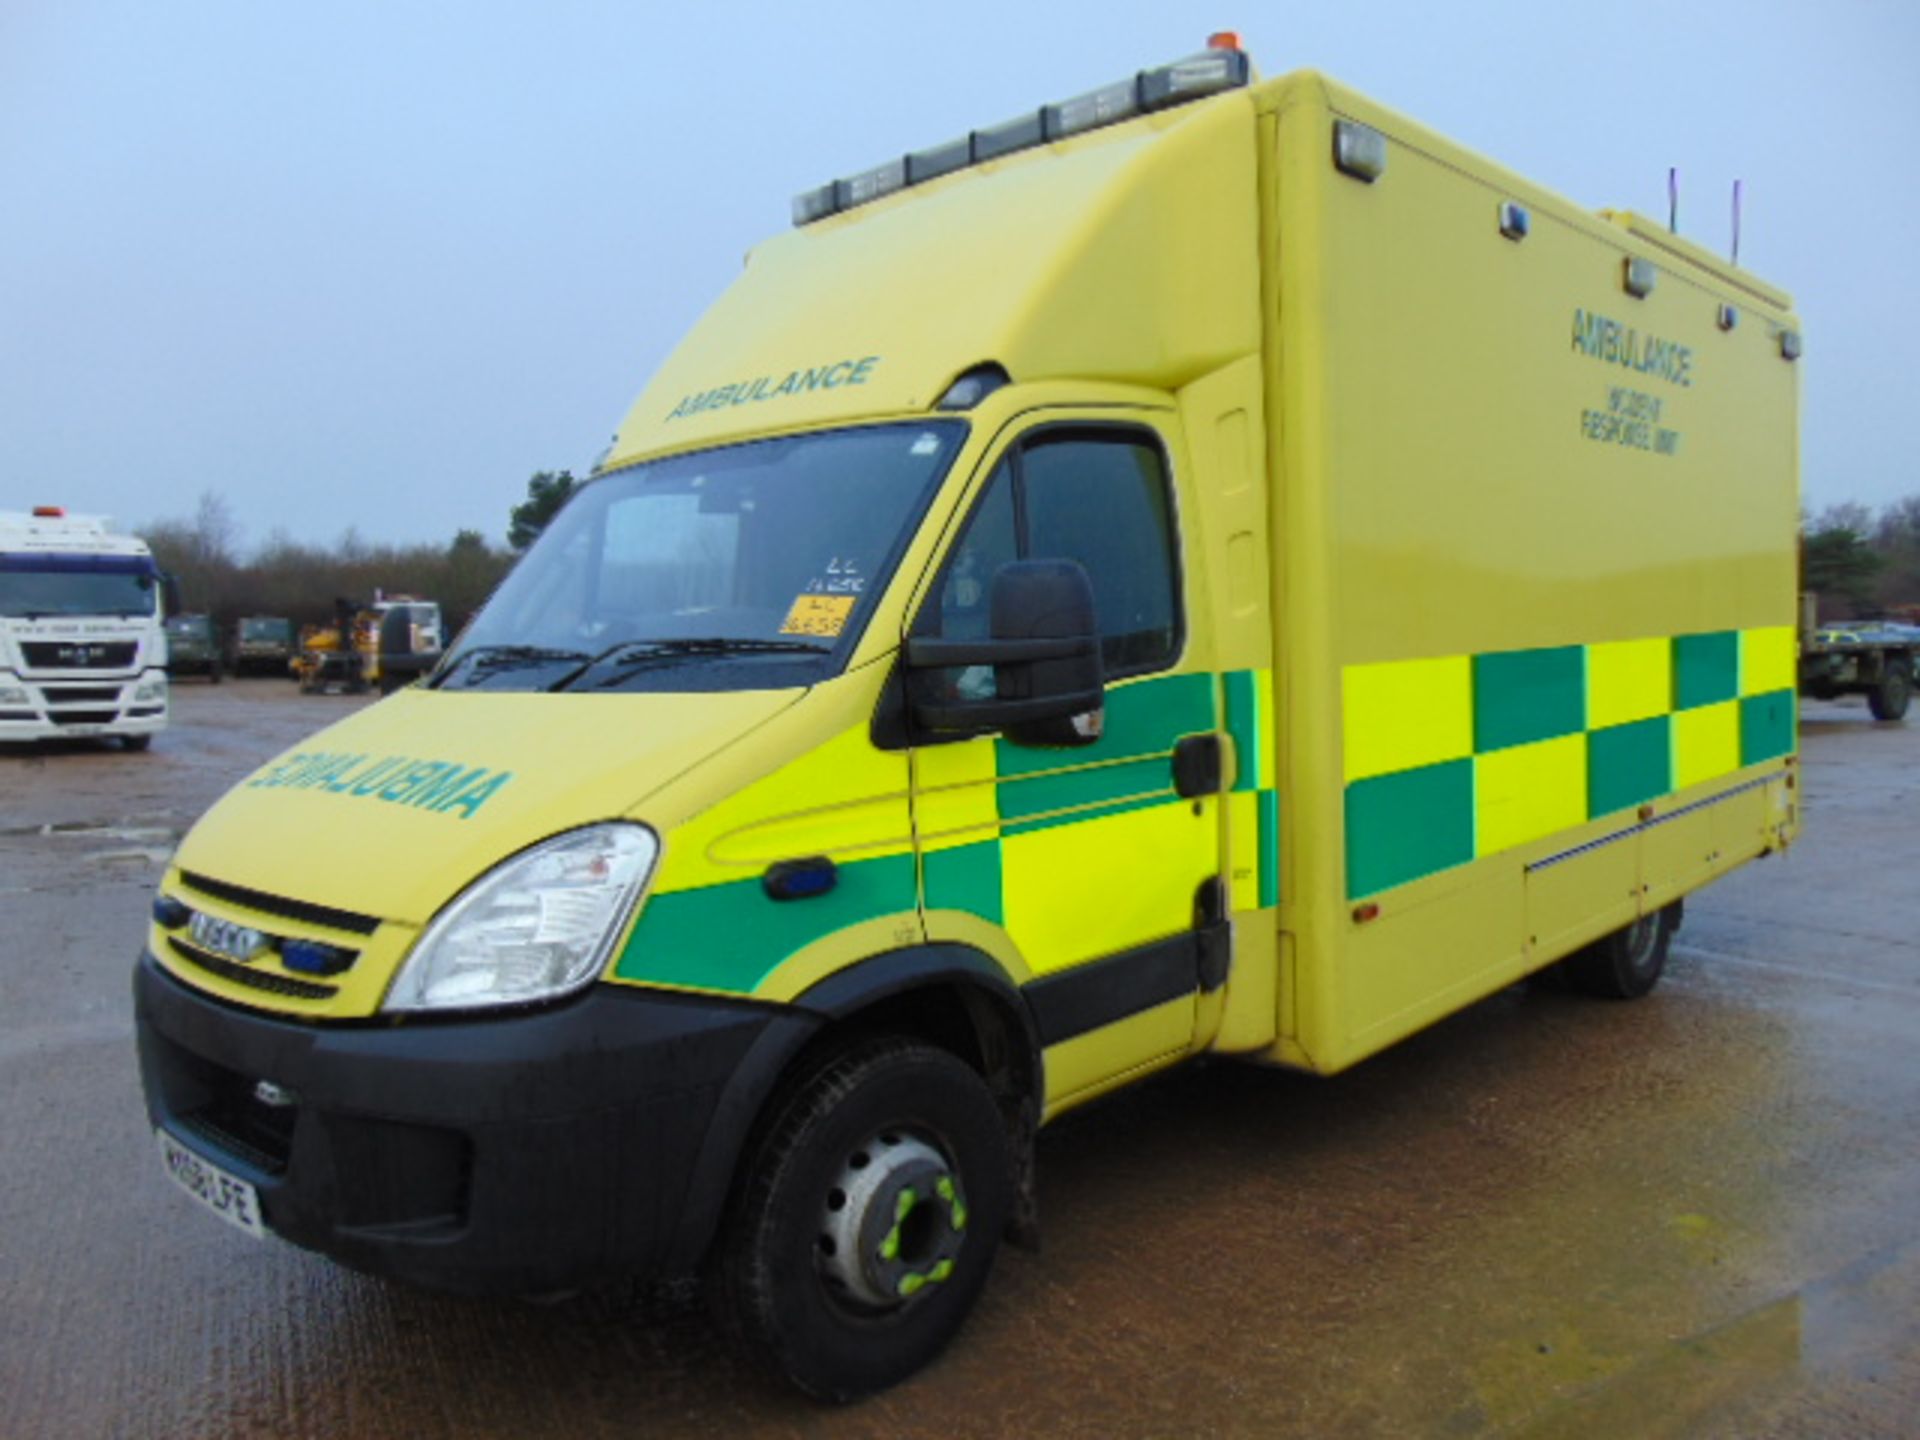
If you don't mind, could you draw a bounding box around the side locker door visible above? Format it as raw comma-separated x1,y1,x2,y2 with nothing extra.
908,414,1223,1111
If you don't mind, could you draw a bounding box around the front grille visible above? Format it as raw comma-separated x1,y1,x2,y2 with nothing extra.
178,871,381,936
167,936,339,1000
163,1047,296,1175
43,686,121,703
175,1111,290,1177
49,709,117,725
21,641,137,670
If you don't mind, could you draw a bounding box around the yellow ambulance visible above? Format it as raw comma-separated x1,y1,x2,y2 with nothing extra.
136,39,1802,1399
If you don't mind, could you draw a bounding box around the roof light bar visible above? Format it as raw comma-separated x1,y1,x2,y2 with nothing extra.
972,110,1046,163
1044,78,1143,141
907,136,972,185
791,40,1253,227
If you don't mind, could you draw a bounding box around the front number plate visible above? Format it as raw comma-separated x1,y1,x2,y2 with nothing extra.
156,1130,265,1239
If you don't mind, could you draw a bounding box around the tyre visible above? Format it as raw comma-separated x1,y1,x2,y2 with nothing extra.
122,734,152,752
713,1036,1012,1402
1868,657,1911,721
1562,905,1678,999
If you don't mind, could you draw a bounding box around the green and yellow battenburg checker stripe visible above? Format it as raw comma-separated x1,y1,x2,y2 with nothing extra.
612,668,1286,997
1341,626,1798,900
917,673,1217,975
1223,667,1281,911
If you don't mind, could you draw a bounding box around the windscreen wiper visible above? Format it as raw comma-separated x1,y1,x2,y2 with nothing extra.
432,644,591,688
558,636,833,691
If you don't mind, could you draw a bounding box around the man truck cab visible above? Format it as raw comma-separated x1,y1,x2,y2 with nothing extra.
136,42,1801,1399
1,508,172,748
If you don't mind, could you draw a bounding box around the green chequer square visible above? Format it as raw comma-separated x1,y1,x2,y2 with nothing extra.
924,841,1002,925
1345,758,1474,899
1224,669,1260,792
1673,631,1739,710
1587,715,1671,818
1473,646,1585,754
1740,690,1795,766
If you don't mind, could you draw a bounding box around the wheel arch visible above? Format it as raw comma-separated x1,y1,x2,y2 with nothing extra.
662,944,1042,1274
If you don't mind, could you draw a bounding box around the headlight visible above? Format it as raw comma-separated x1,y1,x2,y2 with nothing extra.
383,823,659,1014
132,677,168,703
0,681,30,706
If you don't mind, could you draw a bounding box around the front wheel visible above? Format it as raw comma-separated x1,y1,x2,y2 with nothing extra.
712,1036,1012,1401
1562,904,1679,999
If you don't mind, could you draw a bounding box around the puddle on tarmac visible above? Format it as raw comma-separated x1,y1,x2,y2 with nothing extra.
1483,1235,1920,1437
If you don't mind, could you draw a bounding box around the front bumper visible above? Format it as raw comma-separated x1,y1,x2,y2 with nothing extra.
0,668,166,741
134,951,814,1295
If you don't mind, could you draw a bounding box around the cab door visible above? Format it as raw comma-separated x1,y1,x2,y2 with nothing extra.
906,414,1223,1110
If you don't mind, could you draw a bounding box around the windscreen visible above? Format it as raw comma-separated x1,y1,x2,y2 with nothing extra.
0,553,159,619
440,421,967,692
241,618,290,640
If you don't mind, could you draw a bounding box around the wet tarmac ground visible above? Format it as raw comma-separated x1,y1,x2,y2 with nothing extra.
2,684,1917,1438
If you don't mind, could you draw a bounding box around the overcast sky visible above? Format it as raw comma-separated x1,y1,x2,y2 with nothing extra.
3,1,1914,550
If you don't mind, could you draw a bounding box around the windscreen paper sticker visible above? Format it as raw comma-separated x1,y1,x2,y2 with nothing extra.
780,594,856,637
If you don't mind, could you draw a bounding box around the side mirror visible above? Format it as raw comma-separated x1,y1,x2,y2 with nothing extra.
160,573,184,619
906,558,1105,746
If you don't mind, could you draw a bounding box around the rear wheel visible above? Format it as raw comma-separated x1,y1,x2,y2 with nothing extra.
1562,905,1678,999
1868,657,1911,721
713,1036,1012,1401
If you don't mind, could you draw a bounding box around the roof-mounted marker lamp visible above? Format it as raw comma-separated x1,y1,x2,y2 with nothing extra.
1498,201,1530,241
936,363,1012,411
791,35,1254,227
1717,303,1739,332
1779,329,1803,361
1332,120,1387,182
1623,256,1657,298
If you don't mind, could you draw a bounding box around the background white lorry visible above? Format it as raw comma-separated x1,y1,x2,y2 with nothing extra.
0,508,173,749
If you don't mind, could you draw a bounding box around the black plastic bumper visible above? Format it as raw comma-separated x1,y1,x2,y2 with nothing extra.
134,951,816,1296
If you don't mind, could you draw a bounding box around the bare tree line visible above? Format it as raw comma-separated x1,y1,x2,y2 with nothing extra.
140,492,516,638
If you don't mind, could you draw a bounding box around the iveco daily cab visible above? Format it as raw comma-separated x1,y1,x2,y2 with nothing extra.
136,41,1802,1399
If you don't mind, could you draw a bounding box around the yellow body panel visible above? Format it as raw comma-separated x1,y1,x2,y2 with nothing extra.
1588,637,1673,729
1341,656,1474,782
1474,734,1588,856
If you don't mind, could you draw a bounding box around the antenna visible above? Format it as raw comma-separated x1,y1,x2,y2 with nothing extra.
1668,167,1679,233
1731,180,1743,266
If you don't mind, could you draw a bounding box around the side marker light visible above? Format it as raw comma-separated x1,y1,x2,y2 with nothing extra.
1332,120,1387,182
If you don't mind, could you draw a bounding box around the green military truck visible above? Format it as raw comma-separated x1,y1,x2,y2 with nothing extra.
1799,594,1915,721
230,615,296,678
163,614,221,683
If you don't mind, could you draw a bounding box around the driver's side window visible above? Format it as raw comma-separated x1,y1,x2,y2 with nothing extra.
913,427,1182,681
